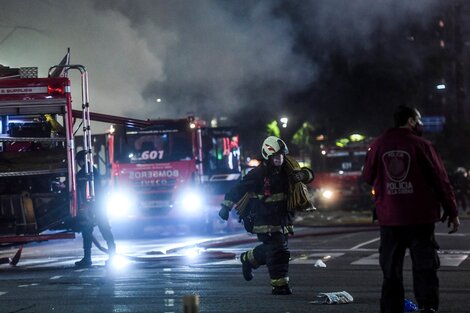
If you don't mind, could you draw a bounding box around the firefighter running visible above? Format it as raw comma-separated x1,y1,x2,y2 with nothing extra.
218,136,314,295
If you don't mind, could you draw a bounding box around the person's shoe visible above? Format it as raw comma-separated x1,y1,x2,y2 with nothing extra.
272,285,293,295
74,258,92,268
240,252,253,281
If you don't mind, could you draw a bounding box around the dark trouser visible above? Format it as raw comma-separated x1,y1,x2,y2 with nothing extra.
81,224,94,259
80,207,116,259
95,209,116,254
252,232,290,283
379,224,440,313
456,193,467,212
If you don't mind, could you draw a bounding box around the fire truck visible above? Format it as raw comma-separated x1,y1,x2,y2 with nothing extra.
73,111,242,234
310,135,374,210
0,61,93,261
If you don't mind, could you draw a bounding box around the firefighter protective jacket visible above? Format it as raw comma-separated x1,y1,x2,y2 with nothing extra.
362,127,458,226
76,165,102,209
223,157,313,233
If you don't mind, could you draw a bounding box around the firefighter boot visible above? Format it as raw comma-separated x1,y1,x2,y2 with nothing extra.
75,249,92,268
240,252,253,281
271,285,293,295
75,257,92,268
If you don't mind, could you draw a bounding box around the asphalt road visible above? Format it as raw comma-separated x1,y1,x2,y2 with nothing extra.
0,216,469,313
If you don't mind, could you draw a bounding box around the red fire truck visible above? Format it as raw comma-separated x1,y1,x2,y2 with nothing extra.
0,61,93,261
73,111,242,234
310,136,374,210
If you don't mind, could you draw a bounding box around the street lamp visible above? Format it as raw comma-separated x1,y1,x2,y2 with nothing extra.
280,117,288,128
436,79,446,90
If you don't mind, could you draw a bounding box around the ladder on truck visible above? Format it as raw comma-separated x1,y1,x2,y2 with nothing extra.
49,64,95,200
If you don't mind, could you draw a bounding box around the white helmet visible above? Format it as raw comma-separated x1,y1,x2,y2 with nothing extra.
261,136,289,160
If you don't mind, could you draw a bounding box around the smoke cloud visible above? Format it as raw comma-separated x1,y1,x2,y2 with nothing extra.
0,0,440,143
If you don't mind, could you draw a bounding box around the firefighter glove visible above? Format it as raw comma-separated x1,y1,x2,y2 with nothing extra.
291,170,308,183
218,205,231,221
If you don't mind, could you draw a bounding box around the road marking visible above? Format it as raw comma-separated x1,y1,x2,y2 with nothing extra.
351,253,380,265
436,232,468,237
50,276,62,280
350,237,380,250
74,268,88,272
0,291,7,296
351,252,468,267
347,233,468,251
439,254,467,266
440,249,470,254
18,283,39,288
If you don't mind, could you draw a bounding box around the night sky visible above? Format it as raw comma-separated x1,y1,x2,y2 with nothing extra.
1,0,451,157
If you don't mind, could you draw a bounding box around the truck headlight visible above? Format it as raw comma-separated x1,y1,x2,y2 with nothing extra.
178,190,203,215
321,189,334,200
106,192,134,218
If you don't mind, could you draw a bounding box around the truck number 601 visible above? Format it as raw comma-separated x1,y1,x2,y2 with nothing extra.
141,150,164,160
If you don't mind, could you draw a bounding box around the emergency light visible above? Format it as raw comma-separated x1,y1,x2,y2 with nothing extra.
47,84,65,95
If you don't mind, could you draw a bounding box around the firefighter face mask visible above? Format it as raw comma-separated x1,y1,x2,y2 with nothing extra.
412,111,424,136
413,123,424,136
271,154,284,167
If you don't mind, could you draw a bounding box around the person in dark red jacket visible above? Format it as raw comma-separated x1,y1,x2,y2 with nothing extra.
362,105,460,313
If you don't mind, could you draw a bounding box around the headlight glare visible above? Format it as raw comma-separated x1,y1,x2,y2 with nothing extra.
106,192,134,218
181,191,203,213
321,189,334,200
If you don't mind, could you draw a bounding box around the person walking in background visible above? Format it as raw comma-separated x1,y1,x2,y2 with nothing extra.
450,167,470,213
218,136,314,295
74,150,116,268
362,105,460,313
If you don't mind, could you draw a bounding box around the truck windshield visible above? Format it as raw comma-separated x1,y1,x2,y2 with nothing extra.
202,128,241,174
324,150,366,172
114,130,193,163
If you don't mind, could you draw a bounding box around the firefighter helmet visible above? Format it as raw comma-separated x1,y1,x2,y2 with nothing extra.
76,150,87,163
261,136,289,160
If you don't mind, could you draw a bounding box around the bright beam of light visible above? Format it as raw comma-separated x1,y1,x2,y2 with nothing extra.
108,255,130,270
182,247,203,259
